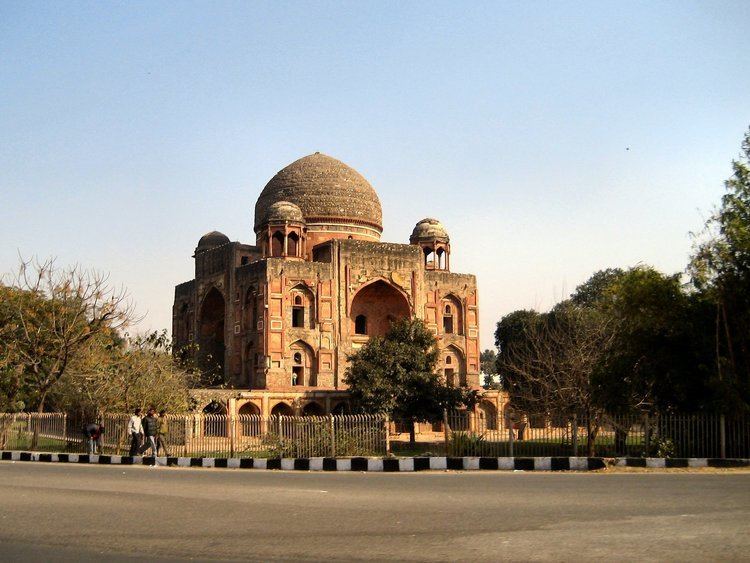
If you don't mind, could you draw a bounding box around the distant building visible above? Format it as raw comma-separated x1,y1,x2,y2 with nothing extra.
174,152,502,426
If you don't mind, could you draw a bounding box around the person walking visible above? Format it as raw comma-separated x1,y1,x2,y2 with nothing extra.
156,410,170,457
128,408,144,456
140,408,159,457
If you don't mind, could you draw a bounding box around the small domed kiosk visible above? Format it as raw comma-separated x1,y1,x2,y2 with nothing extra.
195,230,230,254
256,201,307,259
410,218,450,271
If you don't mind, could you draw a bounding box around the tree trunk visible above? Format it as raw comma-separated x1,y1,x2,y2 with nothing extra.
409,418,416,446
31,389,49,450
586,411,601,457
721,301,737,378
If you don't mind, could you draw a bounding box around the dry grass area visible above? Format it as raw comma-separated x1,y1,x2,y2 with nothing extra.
597,465,750,474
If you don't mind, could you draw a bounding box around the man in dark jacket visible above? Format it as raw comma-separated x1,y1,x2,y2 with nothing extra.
139,408,159,457
83,423,104,454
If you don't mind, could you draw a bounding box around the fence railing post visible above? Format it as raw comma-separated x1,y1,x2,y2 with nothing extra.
508,419,514,458
229,413,236,458
720,414,726,459
330,415,336,458
644,413,650,456
442,409,450,455
384,415,390,456
572,414,578,456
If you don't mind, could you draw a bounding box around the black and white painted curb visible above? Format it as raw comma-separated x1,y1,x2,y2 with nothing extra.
2,451,749,471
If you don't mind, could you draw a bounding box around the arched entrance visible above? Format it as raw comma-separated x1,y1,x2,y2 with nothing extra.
350,280,410,338
202,401,227,437
199,287,226,379
271,402,294,417
238,402,261,436
302,402,325,416
331,402,350,415
478,401,498,431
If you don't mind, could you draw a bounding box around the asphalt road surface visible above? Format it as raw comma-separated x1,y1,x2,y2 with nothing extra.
0,463,748,562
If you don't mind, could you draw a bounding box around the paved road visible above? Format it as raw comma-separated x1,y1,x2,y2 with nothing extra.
0,463,748,561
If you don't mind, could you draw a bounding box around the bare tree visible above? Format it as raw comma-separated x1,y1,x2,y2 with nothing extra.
60,330,196,418
2,257,138,413
500,305,616,455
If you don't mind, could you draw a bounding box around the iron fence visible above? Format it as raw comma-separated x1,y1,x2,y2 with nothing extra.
0,412,387,458
445,410,750,458
2,411,748,459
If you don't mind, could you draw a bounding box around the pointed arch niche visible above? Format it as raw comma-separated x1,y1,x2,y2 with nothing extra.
289,340,317,387
350,280,410,338
290,284,315,329
441,294,464,335
443,345,466,387
199,287,226,375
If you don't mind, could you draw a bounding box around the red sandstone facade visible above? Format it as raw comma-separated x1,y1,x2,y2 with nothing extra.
173,153,498,421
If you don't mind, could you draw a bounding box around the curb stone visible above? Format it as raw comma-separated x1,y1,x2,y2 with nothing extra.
2,451,749,471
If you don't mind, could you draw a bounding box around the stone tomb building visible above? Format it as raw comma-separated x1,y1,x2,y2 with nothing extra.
174,153,499,425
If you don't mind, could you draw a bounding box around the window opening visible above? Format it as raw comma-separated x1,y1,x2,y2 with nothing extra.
355,314,367,335
445,368,455,387
288,232,299,256
292,366,304,386
271,231,284,256
292,306,304,327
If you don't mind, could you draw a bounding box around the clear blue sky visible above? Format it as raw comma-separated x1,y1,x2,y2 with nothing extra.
2,1,749,348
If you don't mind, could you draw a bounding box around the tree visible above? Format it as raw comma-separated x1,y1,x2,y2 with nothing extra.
497,305,615,455
54,330,197,418
570,268,625,307
1,257,137,412
591,266,716,413
344,318,477,443
480,349,500,389
0,286,29,411
691,125,750,412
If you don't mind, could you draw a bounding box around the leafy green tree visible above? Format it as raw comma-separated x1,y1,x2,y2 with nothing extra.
570,268,625,307
0,286,29,411
480,349,501,389
1,258,196,418
1,258,136,412
591,266,716,413
344,318,477,443
494,309,540,358
54,330,197,418
691,125,750,412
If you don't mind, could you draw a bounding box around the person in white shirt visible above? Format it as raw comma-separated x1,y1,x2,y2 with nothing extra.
127,408,144,456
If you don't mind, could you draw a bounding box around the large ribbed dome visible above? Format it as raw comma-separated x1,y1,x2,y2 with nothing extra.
254,153,382,237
